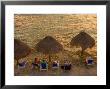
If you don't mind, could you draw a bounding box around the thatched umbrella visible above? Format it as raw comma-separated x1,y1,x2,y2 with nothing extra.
36,36,63,62
14,39,31,64
70,31,95,56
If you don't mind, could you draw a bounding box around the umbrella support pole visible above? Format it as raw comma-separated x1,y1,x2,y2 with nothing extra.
49,54,51,62
81,50,84,57
48,54,51,69
81,47,85,57
79,49,85,65
17,60,19,65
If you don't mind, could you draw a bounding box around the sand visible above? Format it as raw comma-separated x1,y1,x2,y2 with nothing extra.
14,14,97,76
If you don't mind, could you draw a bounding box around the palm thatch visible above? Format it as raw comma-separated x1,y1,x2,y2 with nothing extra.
14,39,31,61
36,36,63,62
70,31,95,56
36,36,63,54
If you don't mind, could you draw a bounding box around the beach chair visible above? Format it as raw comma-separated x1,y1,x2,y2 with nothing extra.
40,60,48,71
64,64,71,70
86,57,94,65
32,62,39,69
31,58,40,69
52,61,59,69
18,60,28,69
61,60,72,71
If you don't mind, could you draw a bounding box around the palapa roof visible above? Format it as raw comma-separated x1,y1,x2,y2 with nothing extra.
36,36,63,54
70,31,95,50
14,39,31,59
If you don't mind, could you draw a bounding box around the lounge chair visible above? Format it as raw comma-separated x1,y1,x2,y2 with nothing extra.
61,60,72,70
86,57,94,65
32,62,39,69
31,58,40,69
40,60,48,71
52,61,59,69
18,60,28,69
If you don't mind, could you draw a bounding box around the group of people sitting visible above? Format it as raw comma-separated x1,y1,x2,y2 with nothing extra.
32,58,48,70
31,58,72,71
17,56,94,71
17,57,72,71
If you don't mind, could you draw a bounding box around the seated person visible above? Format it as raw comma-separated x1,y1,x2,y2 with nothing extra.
61,60,71,70
40,59,48,70
86,56,93,65
18,59,27,68
61,65,64,69
64,61,71,70
52,60,59,68
32,58,40,69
